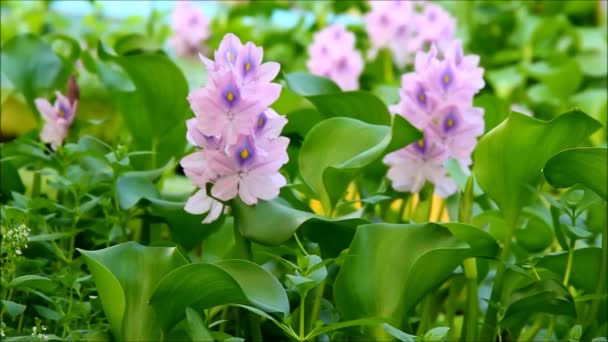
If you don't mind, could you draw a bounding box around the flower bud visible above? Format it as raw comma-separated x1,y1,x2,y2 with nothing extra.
67,74,79,105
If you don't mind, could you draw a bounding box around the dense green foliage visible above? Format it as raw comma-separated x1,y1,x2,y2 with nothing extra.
1,1,606,341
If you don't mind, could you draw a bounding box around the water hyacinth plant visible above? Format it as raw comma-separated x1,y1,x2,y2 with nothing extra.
1,1,607,342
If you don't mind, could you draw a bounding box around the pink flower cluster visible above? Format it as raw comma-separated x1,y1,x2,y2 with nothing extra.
365,1,456,67
307,24,364,91
35,91,78,151
170,0,210,57
384,40,485,198
181,33,289,223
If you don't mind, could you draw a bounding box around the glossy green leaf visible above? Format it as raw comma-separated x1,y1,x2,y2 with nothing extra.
148,198,225,251
99,49,189,168
185,307,215,342
1,300,26,318
116,175,159,210
473,111,601,224
423,327,450,342
501,278,576,330
525,60,583,99
232,197,365,248
284,72,341,96
116,174,221,249
382,323,418,342
334,223,498,334
0,159,24,202
536,247,602,293
515,210,554,252
8,275,54,291
284,72,391,125
299,117,420,213
149,260,289,330
544,147,607,200
473,93,510,133
114,33,161,55
78,242,189,341
0,34,63,104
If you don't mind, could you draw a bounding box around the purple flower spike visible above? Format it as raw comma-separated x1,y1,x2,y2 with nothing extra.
35,91,78,150
182,33,290,218
170,0,210,57
385,35,485,198
307,24,363,90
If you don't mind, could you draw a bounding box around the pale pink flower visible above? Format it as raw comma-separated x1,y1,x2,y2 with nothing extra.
364,0,456,68
170,0,210,57
188,69,281,145
384,135,457,198
34,91,77,150
307,24,364,90
385,39,485,198
207,135,289,205
183,33,289,221
184,188,224,223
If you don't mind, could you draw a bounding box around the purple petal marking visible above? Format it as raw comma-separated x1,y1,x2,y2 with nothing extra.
412,137,427,154
235,137,255,166
443,111,457,133
440,66,454,90
222,83,239,108
256,111,267,132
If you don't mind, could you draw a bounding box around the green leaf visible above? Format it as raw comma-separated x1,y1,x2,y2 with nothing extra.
149,260,289,331
423,327,450,342
1,300,26,318
299,117,419,213
501,278,576,330
8,275,54,291
232,197,365,248
536,247,602,293
147,198,224,251
515,210,554,252
186,307,215,342
34,305,62,321
284,72,341,96
473,93,510,133
78,242,188,341
100,49,189,168
114,33,161,55
29,232,72,242
544,148,607,200
0,159,24,202
382,323,418,342
473,111,601,225
334,223,498,333
284,72,391,125
0,34,63,104
525,60,583,99
116,175,159,210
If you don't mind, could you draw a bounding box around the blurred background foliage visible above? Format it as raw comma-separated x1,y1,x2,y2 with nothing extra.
1,0,606,146
1,1,606,341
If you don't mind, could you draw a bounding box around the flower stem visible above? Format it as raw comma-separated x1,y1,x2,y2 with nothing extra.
307,279,326,333
299,291,307,339
518,316,543,342
585,222,607,329
32,171,41,198
480,218,516,341
294,233,309,256
462,258,479,342
563,239,576,286
460,176,478,342
382,49,394,84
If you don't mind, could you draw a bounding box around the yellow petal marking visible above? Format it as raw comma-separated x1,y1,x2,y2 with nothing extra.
240,148,249,160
